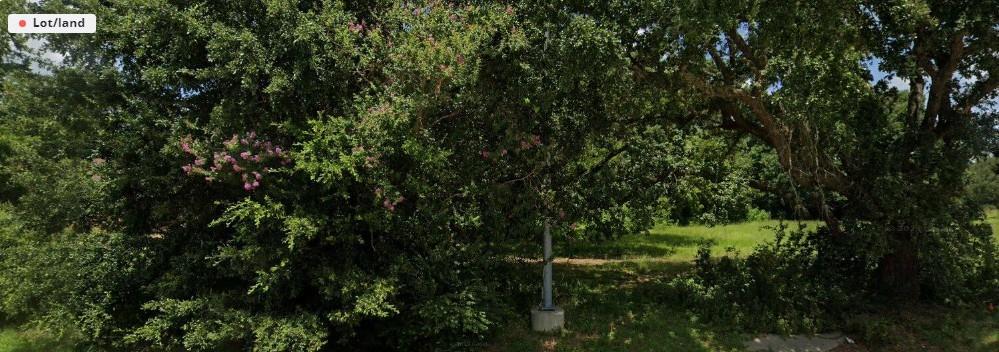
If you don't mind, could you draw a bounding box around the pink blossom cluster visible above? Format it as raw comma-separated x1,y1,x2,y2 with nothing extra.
519,134,542,150
374,187,405,212
348,19,366,33
179,132,291,192
479,134,541,160
352,145,382,169
89,157,107,182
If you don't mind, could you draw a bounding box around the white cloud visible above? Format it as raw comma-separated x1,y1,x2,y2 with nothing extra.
887,75,908,90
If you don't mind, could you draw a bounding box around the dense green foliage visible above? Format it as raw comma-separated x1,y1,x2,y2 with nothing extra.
2,1,677,350
1,0,996,351
967,157,999,209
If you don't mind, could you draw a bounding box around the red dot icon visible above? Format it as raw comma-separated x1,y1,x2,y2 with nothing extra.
18,19,26,28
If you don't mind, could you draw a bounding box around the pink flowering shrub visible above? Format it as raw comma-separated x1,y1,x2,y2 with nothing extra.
179,132,291,191
477,134,540,161
348,20,366,33
372,187,405,212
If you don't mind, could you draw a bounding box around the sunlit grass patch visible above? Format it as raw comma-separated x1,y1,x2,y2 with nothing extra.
561,220,820,263
0,326,71,352
985,208,998,237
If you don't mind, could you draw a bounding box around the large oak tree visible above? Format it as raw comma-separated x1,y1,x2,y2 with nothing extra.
621,0,999,297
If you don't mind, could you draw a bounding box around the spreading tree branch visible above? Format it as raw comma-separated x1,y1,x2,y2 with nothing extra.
923,30,967,131
958,74,999,114
725,27,766,77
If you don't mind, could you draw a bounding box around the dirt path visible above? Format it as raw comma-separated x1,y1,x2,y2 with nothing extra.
512,257,680,266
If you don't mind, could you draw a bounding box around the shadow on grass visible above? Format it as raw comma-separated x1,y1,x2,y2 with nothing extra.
488,261,746,352
490,260,999,352
558,242,677,260
557,232,711,260
853,306,999,352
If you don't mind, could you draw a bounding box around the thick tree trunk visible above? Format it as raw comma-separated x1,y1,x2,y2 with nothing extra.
876,231,920,300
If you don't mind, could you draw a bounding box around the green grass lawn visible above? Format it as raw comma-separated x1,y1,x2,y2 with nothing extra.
492,215,999,352
0,327,71,352
489,261,748,352
986,208,999,237
560,220,819,262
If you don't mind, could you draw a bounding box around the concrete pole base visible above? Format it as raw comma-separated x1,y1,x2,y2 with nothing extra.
530,307,565,332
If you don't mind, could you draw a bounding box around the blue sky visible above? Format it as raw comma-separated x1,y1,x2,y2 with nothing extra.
864,58,909,90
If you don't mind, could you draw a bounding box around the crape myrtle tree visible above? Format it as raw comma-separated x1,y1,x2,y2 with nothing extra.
612,0,999,299
1,0,679,350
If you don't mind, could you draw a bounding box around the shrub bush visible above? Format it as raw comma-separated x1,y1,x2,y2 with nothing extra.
667,224,867,334
668,219,999,334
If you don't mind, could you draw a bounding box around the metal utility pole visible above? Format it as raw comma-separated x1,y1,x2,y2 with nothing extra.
531,218,564,332
542,219,553,310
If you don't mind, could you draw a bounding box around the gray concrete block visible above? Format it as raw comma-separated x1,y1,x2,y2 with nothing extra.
530,307,565,332
745,332,846,352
